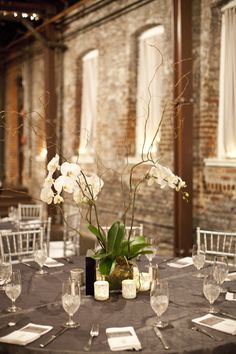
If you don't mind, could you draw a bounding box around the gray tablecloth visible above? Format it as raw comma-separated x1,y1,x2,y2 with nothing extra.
0,256,236,354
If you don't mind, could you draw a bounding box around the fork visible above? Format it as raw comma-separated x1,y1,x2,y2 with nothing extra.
84,323,99,351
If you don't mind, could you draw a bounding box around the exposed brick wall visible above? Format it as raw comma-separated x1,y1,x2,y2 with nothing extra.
3,0,236,254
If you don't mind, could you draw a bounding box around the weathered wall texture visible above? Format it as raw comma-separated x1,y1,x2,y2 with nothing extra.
2,0,236,254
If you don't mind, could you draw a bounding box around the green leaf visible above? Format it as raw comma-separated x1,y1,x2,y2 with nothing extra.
107,222,119,253
99,257,116,276
92,249,111,260
112,223,125,256
88,224,106,246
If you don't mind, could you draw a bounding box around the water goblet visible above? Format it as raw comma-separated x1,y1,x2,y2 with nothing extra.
203,273,220,314
192,244,205,277
5,269,22,312
150,279,169,328
145,238,157,267
213,256,228,293
34,242,48,275
62,279,81,328
0,255,12,290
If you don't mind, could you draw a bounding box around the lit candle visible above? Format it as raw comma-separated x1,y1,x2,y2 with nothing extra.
94,280,109,301
122,279,136,299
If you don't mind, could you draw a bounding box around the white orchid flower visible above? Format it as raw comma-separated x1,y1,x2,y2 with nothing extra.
85,175,104,199
53,194,64,204
73,188,87,204
47,154,60,173
54,175,76,194
40,187,54,204
72,174,104,204
176,177,186,191
43,173,54,188
61,162,80,178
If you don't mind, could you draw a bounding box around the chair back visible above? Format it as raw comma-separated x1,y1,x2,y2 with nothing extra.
0,228,43,262
18,203,43,221
101,224,143,238
17,217,51,254
196,227,236,265
63,213,81,256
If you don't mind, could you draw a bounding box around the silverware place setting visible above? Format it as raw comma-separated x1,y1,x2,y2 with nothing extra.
84,323,99,351
191,325,222,342
153,326,170,350
39,327,69,348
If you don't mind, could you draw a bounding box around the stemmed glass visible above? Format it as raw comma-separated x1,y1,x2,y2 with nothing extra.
192,244,205,277
62,279,81,328
150,279,169,328
34,242,48,275
145,238,157,267
203,273,220,314
5,269,22,312
0,255,12,290
213,256,228,293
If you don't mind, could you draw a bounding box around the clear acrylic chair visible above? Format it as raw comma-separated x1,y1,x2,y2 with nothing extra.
196,227,236,266
18,203,43,221
63,213,81,257
16,217,51,254
101,224,143,237
0,228,44,263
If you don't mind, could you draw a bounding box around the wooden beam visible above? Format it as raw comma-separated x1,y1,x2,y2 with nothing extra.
173,0,193,256
44,24,58,220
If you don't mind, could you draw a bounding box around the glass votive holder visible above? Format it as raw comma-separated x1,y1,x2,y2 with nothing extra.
139,272,150,291
122,279,136,299
70,268,84,285
94,280,109,301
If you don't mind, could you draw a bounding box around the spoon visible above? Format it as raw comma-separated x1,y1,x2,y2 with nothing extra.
0,322,17,330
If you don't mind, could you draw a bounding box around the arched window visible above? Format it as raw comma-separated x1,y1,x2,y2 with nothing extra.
79,49,98,156
136,25,164,157
218,1,236,159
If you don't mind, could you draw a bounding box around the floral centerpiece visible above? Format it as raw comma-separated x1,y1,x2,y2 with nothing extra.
40,153,188,289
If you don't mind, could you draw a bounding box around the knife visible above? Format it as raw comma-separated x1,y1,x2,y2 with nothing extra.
219,311,236,320
153,326,170,350
39,327,68,348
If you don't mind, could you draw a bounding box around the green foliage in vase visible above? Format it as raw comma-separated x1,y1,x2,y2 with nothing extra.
89,221,152,275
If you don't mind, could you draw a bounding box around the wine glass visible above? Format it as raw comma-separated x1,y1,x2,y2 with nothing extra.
213,256,228,293
62,279,81,328
5,269,22,312
34,242,48,275
203,273,220,314
150,279,169,328
192,244,205,277
145,238,157,267
0,255,12,290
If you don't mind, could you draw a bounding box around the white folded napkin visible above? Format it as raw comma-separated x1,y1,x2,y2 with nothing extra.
225,272,236,281
44,257,64,268
0,217,12,222
0,323,52,346
226,292,236,301
106,326,142,351
167,257,193,268
192,314,236,335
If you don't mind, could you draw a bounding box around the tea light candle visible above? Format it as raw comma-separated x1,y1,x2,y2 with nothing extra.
139,272,150,291
122,279,136,299
94,280,109,301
